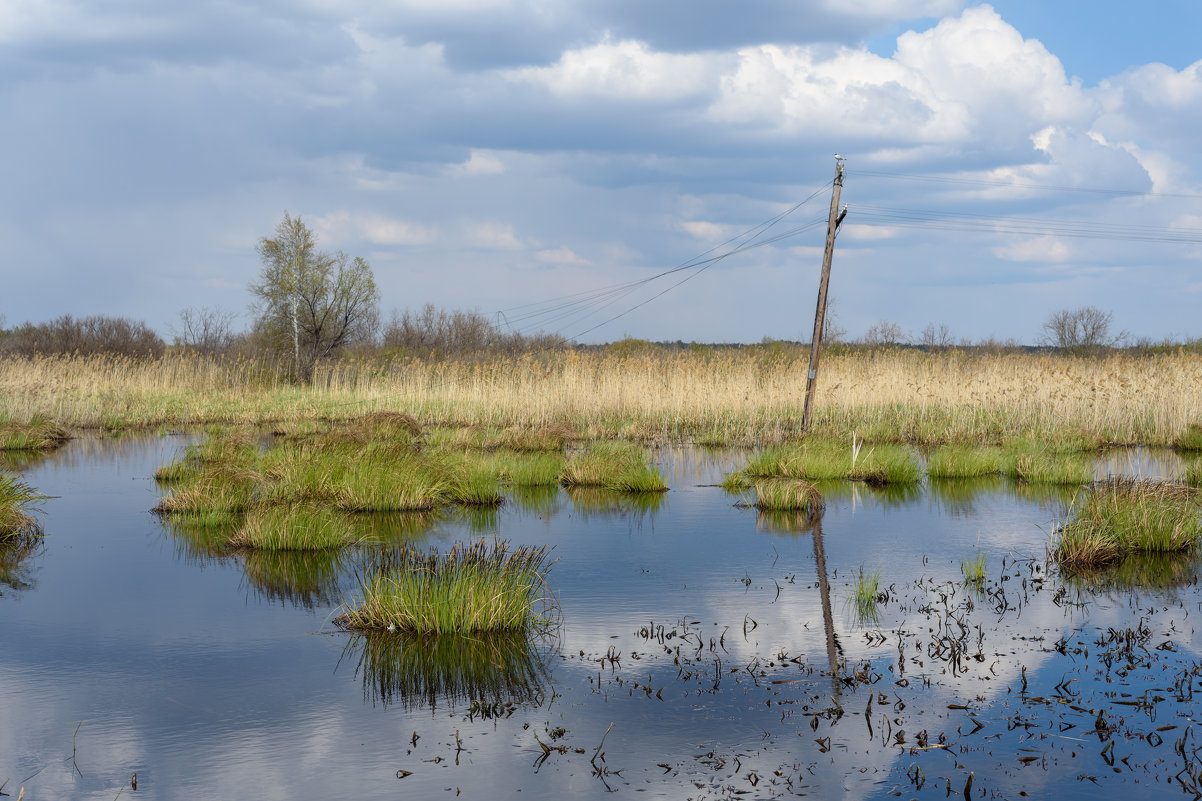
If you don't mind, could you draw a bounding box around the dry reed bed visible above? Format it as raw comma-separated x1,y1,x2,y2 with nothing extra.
2,350,1200,446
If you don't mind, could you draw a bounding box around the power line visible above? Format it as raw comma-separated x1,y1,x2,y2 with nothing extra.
316,181,838,411
847,168,1202,201
495,181,835,339
852,203,1202,245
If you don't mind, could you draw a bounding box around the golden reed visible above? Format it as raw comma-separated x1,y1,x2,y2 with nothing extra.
1,348,1199,446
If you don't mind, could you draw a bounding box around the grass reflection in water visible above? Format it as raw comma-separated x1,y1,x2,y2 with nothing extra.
341,629,552,712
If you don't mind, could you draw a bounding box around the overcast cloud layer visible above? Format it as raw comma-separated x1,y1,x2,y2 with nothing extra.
2,1,1200,343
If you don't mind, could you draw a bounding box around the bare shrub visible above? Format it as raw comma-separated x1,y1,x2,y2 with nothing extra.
862,320,907,347
818,296,846,345
172,306,239,355
1040,307,1127,354
1,315,164,357
919,323,953,350
382,304,565,358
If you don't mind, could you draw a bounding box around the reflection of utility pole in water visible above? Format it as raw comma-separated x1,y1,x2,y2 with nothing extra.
810,514,842,695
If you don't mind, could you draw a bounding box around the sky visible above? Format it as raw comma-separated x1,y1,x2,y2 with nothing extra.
2,0,1201,345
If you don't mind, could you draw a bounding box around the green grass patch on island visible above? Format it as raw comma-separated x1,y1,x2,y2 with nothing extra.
1185,457,1202,488
747,477,824,514
1175,424,1202,453
1000,440,1093,485
926,446,1003,479
491,452,566,487
1,471,46,544
560,442,668,493
231,504,377,550
742,438,921,485
338,539,556,635
0,416,70,452
1053,478,1202,566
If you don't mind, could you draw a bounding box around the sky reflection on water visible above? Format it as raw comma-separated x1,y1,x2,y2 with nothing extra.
1,436,1200,799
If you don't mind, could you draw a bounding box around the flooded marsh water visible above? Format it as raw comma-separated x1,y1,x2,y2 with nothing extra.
2,437,1201,799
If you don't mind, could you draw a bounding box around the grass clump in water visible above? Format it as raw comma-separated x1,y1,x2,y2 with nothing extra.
1000,440,1093,485
926,446,1002,479
331,453,451,511
962,552,987,585
1,471,46,543
152,464,265,522
231,504,376,550
491,452,565,487
852,568,883,624
560,442,667,493
719,472,753,492
1185,457,1202,488
357,410,423,441
743,438,921,485
339,539,556,635
1053,478,1202,566
1176,424,1202,453
485,424,573,453
0,416,70,452
747,477,824,514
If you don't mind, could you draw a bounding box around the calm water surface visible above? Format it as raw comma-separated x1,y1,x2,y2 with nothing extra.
2,438,1200,799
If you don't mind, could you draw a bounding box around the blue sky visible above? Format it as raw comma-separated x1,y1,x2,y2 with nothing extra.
2,1,1200,344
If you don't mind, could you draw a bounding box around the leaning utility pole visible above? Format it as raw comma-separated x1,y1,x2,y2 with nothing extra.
801,158,846,433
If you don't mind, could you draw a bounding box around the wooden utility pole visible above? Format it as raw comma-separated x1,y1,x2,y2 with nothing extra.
801,158,845,433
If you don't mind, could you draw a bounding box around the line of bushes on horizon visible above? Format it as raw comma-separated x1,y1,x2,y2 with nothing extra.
4,308,1202,365
0,306,571,362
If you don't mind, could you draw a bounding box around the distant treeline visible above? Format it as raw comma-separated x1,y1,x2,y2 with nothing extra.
0,307,566,361
1,309,1199,361
0,315,166,358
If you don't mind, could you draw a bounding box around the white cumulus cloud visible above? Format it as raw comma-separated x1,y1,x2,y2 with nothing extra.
507,37,726,100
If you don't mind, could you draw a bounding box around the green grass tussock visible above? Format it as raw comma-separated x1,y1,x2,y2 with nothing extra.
1186,458,1202,488
852,568,883,625
719,472,753,492
560,442,668,493
742,438,921,485
231,504,376,550
962,552,987,585
330,453,450,511
491,452,565,487
1000,440,1093,485
1,471,47,543
338,539,556,634
1176,424,1202,452
0,416,70,452
926,446,1003,479
153,464,266,520
1053,478,1202,566
486,424,574,453
748,477,824,513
